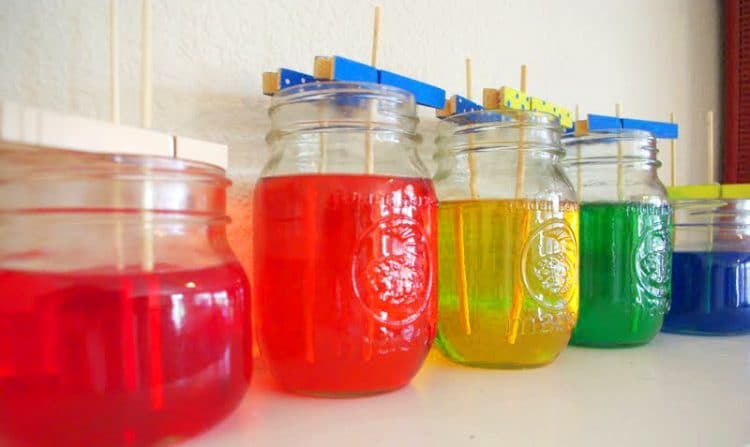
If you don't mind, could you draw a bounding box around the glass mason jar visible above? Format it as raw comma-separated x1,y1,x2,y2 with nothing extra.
665,198,750,334
433,110,579,368
254,82,438,396
561,130,672,347
0,144,251,447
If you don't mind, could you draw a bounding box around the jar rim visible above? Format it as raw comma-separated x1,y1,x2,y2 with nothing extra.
266,81,420,146
671,198,750,212
559,129,660,168
435,109,564,155
270,81,415,110
0,141,230,186
672,198,750,227
561,129,655,146
439,109,563,129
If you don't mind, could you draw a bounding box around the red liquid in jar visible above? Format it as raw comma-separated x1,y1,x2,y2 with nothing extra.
0,262,251,447
254,174,438,395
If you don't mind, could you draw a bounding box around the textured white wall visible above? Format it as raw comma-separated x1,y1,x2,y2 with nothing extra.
0,0,723,179
0,0,723,270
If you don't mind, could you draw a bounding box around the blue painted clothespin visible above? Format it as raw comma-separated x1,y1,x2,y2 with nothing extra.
263,68,316,95
378,70,445,108
574,113,678,139
436,95,483,118
621,117,679,138
313,55,378,83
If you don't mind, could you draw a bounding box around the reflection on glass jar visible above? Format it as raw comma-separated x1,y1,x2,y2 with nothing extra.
562,130,671,347
433,110,579,368
665,198,750,335
0,145,251,447
254,82,438,396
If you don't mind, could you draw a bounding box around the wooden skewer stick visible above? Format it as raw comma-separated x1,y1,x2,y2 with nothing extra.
508,64,528,345
514,65,527,199
139,0,162,411
707,110,714,184
110,0,120,124
304,191,317,363
615,103,624,201
371,5,381,68
318,118,328,173
669,112,678,247
707,110,715,251
110,0,125,271
364,5,381,175
575,105,582,201
465,58,472,101
308,66,329,364
467,58,478,199
140,0,154,271
318,77,328,173
104,0,135,375
363,5,381,361
141,0,152,129
453,210,471,336
670,112,676,187
309,101,326,363
454,57,475,336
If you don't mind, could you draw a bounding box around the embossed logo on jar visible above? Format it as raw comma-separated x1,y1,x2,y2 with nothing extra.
521,219,578,310
352,216,433,326
634,221,670,314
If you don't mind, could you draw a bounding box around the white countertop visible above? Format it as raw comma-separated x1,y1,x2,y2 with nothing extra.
186,334,750,447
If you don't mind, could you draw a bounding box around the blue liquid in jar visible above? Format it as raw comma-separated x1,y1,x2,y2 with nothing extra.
664,250,750,335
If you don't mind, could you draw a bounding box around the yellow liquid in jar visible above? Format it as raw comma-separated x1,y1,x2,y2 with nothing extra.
436,199,579,368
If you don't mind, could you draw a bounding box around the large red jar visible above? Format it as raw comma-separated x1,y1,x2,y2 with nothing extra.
254,82,438,396
0,144,252,446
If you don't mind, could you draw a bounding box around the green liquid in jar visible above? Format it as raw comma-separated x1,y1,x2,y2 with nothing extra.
572,202,672,347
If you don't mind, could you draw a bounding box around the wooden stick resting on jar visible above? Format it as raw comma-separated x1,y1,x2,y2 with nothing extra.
110,0,120,125
507,65,528,345
140,0,163,410
140,0,155,272
110,0,126,270
670,112,676,187
304,191,317,364
616,103,624,201
301,73,326,364
141,0,152,131
707,110,715,186
134,0,155,272
514,65,527,199
669,112,678,247
363,5,381,175
707,110,715,250
576,105,582,201
362,5,382,361
466,58,479,200
319,102,328,173
453,57,475,336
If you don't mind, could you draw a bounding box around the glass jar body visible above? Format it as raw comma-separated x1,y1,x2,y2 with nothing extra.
0,146,251,447
664,199,750,335
562,131,672,347
433,111,579,368
254,83,438,395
